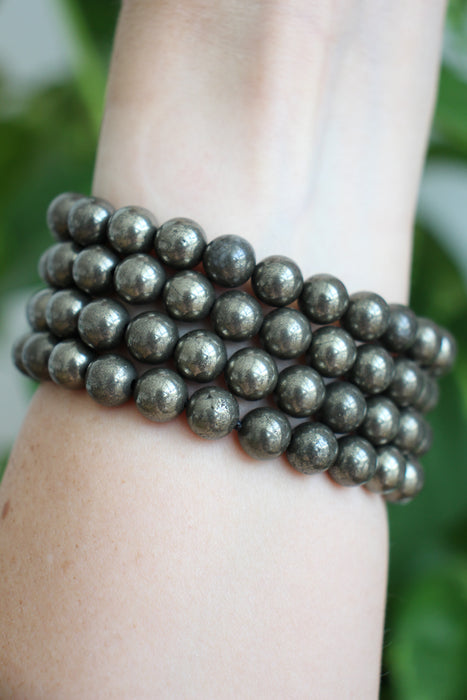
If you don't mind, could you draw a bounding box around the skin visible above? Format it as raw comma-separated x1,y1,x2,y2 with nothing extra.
0,1,446,697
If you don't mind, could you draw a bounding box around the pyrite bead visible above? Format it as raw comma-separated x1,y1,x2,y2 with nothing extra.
413,373,439,414
394,409,428,454
431,329,457,376
260,308,312,359
46,192,82,241
114,254,166,304
155,218,207,268
45,289,89,338
107,205,156,254
275,365,325,418
328,436,377,486
48,339,94,389
68,196,114,246
163,270,215,321
211,290,263,341
135,368,187,422
349,344,394,394
125,312,178,364
225,348,278,400
251,255,303,307
85,354,136,407
359,396,399,446
385,455,425,504
307,326,356,378
386,358,424,407
418,421,433,455
343,291,390,341
286,422,338,474
72,245,119,295
382,304,418,352
321,381,366,434
46,242,80,288
203,235,255,287
299,274,349,324
26,288,54,331
12,332,34,376
38,248,54,285
187,387,239,439
22,332,56,381
365,445,405,494
78,298,129,350
238,407,291,460
174,330,227,382
409,318,442,366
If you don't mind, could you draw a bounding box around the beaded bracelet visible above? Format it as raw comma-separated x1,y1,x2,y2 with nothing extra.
12,193,457,505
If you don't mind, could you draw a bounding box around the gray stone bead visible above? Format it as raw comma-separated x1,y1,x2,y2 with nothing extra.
365,445,405,494
408,318,442,366
260,308,312,359
275,366,325,418
26,288,54,331
238,407,291,460
382,304,418,352
78,298,129,350
48,339,95,389
251,255,303,307
46,242,80,288
155,217,207,268
386,358,424,407
187,387,239,439
307,326,356,378
211,290,263,341
21,332,56,381
38,248,54,285
299,274,349,324
135,368,187,422
385,454,425,504
45,288,89,338
343,291,390,341
286,422,338,474
85,354,136,407
430,329,457,376
328,435,377,486
203,235,255,287
114,254,166,304
107,205,156,254
174,330,227,382
68,196,115,246
12,332,35,376
321,381,367,433
412,373,439,414
125,312,178,364
225,347,278,400
359,396,400,446
72,244,119,295
163,270,215,321
394,409,428,454
47,192,82,241
349,344,394,394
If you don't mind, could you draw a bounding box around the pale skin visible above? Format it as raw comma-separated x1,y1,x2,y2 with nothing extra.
0,1,446,697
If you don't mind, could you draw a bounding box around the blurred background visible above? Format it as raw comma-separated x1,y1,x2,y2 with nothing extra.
0,1,466,697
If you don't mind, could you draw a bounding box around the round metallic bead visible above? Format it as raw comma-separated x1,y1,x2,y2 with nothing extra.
225,347,278,401
114,254,166,304
21,332,56,381
174,330,227,383
155,217,207,269
48,339,95,389
385,454,425,504
46,192,83,241
125,311,178,364
320,381,367,434
408,318,442,366
251,255,303,307
349,343,394,394
418,421,433,456
46,242,80,288
26,288,54,331
260,308,312,359
12,332,35,376
286,422,338,474
386,358,424,407
45,288,89,338
238,407,291,460
38,248,54,285
275,365,325,418
299,274,349,324
78,298,129,350
359,396,400,446
412,373,439,414
203,234,255,287
187,387,239,439
430,329,457,376
211,290,263,341
135,368,187,422
85,354,136,407
163,270,215,321
68,196,115,246
382,303,418,352
343,291,390,341
72,244,119,295
107,205,156,254
328,435,377,486
307,326,356,378
365,445,405,494
394,408,428,454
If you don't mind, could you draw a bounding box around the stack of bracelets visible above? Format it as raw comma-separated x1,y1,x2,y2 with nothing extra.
12,193,457,504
